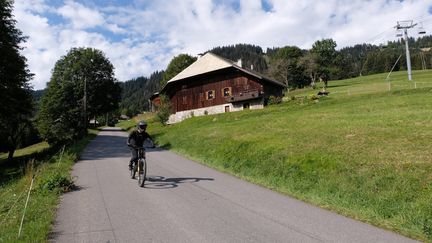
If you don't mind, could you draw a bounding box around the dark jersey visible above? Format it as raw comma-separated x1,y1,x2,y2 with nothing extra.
127,130,151,147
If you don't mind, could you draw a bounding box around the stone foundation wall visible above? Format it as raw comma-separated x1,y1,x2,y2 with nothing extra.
168,100,264,124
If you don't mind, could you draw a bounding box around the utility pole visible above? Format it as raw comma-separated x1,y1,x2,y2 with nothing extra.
83,75,87,129
83,58,93,130
396,20,417,81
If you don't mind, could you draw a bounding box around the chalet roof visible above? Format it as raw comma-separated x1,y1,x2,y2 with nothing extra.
167,53,232,83
166,52,285,87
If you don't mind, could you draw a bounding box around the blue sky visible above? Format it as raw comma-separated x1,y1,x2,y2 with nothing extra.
13,0,432,90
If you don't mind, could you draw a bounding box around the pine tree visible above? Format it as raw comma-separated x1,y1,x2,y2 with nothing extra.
119,70,163,116
0,0,34,160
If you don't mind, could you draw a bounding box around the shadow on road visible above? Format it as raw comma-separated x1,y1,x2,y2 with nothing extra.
142,176,214,189
81,134,130,160
82,132,167,161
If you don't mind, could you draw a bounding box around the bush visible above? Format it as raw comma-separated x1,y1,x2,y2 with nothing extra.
156,94,171,125
268,95,282,105
308,94,320,101
38,172,74,193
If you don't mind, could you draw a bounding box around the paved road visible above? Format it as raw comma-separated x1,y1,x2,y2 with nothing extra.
50,128,417,243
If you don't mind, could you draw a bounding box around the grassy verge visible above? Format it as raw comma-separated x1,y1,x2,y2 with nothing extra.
117,113,155,132
116,119,136,131
145,70,432,242
0,129,98,242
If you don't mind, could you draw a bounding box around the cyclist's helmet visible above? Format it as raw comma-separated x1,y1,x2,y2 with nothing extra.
137,120,147,133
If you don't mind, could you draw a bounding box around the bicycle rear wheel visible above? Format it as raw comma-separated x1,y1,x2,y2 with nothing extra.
138,158,147,187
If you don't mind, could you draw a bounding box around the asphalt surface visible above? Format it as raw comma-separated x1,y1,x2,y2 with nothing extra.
49,127,417,243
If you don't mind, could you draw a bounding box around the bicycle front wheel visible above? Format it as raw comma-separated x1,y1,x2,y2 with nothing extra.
138,158,147,187
130,162,137,179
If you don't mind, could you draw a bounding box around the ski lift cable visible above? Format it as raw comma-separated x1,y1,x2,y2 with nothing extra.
417,17,432,26
420,21,432,30
415,14,432,22
364,27,395,44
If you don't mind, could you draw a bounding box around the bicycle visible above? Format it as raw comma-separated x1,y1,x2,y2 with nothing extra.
129,145,147,187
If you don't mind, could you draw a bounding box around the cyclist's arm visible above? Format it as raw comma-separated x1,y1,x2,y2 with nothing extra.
145,133,156,148
127,132,134,146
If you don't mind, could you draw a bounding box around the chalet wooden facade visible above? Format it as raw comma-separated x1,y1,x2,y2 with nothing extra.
153,53,285,123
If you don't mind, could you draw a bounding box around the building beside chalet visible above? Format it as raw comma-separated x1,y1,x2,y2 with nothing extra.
152,52,285,123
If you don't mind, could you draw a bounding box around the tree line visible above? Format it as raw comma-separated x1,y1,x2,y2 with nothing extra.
120,36,432,114
119,71,163,117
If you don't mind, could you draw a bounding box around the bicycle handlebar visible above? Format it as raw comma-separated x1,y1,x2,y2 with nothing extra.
128,144,155,149
128,144,144,148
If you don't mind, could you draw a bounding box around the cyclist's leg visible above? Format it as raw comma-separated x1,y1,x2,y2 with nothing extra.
130,149,138,169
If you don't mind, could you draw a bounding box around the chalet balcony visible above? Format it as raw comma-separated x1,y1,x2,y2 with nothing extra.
225,89,263,103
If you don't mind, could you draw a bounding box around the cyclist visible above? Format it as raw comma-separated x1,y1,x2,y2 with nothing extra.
127,120,154,170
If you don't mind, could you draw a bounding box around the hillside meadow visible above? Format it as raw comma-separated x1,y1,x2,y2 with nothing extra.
123,70,432,241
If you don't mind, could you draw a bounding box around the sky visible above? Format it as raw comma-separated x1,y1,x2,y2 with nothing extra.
12,0,432,90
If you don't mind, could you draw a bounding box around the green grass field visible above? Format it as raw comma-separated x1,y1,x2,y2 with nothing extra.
0,142,50,161
0,130,98,242
131,70,432,242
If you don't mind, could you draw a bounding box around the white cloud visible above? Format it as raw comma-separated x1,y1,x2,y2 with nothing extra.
12,0,432,90
14,1,60,89
57,1,105,29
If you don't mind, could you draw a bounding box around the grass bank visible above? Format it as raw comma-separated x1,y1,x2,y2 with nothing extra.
142,70,432,242
117,113,155,132
0,130,98,242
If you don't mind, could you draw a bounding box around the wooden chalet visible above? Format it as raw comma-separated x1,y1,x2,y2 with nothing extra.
152,52,285,123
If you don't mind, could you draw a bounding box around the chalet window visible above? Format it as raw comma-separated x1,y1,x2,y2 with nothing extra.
182,96,187,105
222,87,231,97
206,90,215,100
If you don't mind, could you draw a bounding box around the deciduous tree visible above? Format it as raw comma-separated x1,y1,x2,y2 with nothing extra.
310,39,338,88
37,47,121,145
299,52,319,88
161,54,196,88
269,46,308,90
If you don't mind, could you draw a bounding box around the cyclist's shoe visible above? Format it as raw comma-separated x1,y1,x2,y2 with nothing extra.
128,163,133,170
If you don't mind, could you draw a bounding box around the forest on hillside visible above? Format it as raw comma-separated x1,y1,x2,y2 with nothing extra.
119,71,163,117
102,35,432,116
